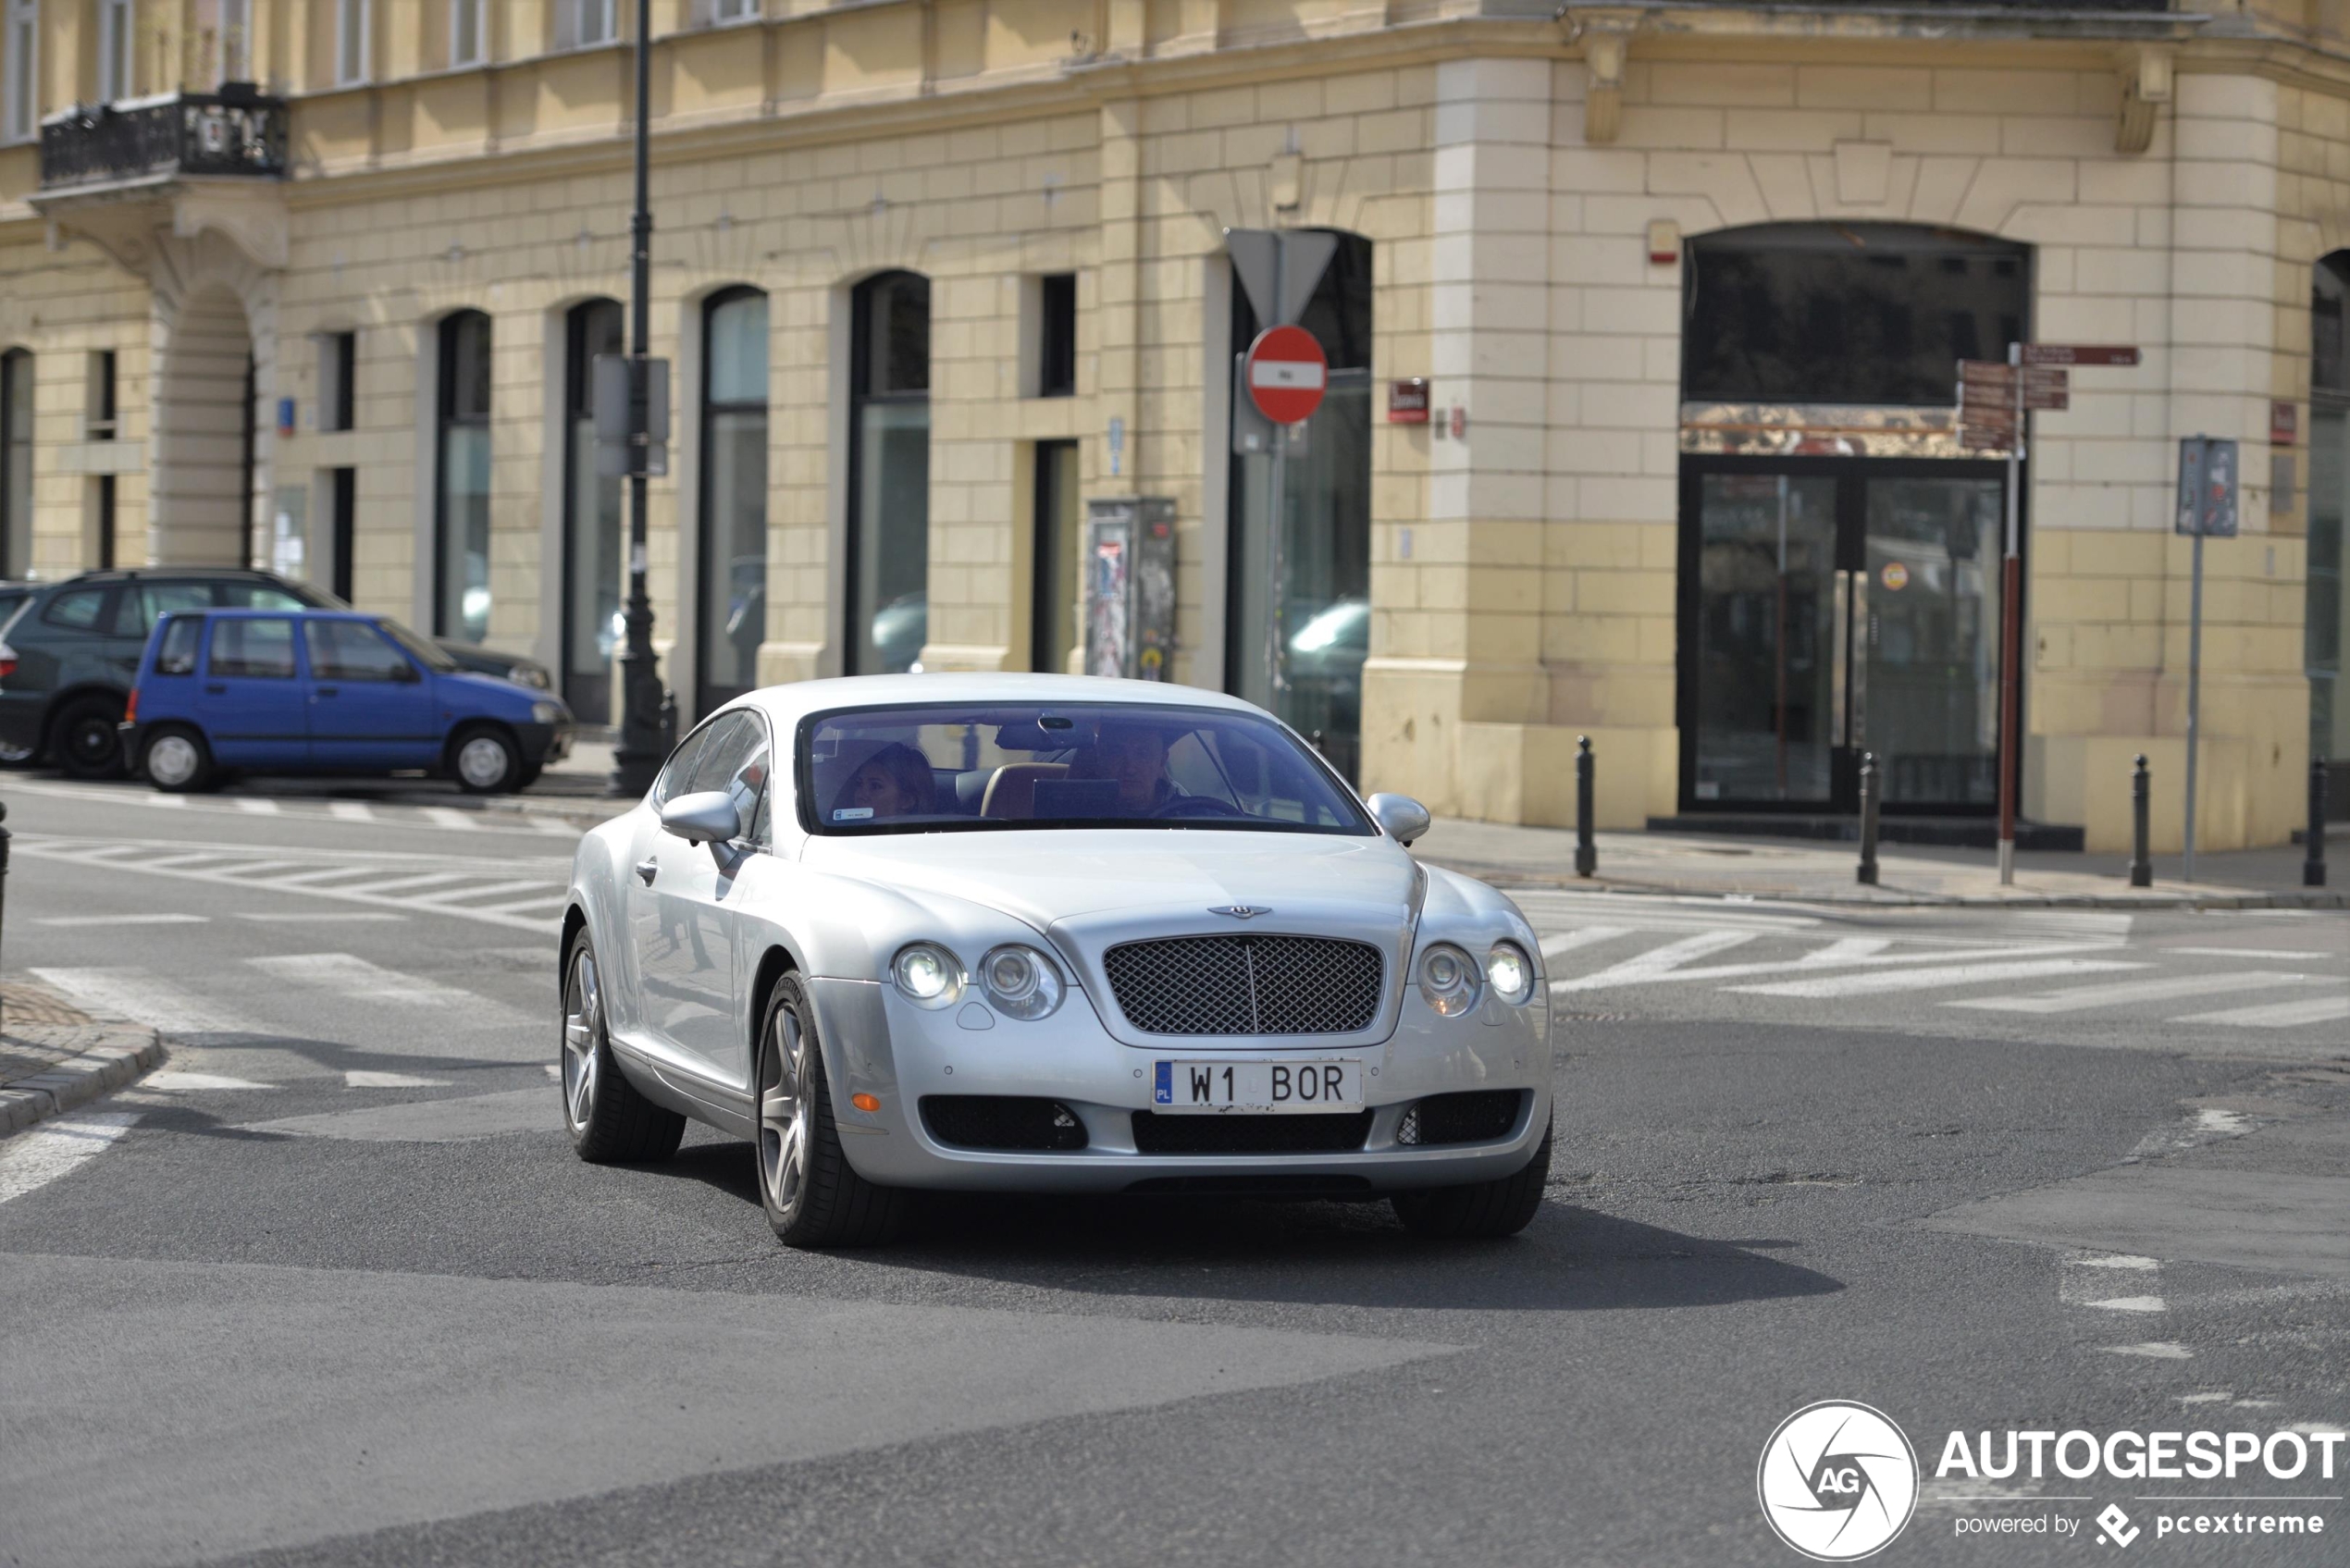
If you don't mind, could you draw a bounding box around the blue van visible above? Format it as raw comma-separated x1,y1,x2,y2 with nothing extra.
123,610,574,795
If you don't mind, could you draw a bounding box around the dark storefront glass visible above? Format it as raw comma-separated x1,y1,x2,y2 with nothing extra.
2311,255,2350,809
700,287,769,714
436,310,492,643
1683,224,2030,407
847,272,930,674
1228,232,1372,783
563,299,624,725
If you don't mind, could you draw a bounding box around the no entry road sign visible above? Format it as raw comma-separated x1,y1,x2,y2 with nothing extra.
1244,325,1328,426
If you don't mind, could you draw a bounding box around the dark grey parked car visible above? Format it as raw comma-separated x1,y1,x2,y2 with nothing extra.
0,568,552,778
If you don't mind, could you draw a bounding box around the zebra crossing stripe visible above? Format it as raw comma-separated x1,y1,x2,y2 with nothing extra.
1728,957,2146,999
30,968,266,1035
247,954,526,1020
2172,994,2350,1029
328,802,377,822
1551,930,1757,992
422,808,482,832
1948,970,2329,1016
1538,927,1630,961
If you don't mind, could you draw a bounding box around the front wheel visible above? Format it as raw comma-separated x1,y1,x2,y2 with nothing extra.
1390,1118,1552,1240
757,973,910,1248
561,928,685,1163
451,724,523,794
142,726,216,793
52,696,127,779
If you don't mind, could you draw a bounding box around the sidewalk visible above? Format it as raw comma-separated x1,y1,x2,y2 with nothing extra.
0,979,163,1138
1413,817,2350,910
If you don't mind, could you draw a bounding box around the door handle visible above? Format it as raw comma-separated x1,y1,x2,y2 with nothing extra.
204,682,227,695
636,858,658,885
315,685,339,698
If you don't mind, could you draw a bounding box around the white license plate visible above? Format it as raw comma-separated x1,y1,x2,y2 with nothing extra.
1152,1059,1362,1114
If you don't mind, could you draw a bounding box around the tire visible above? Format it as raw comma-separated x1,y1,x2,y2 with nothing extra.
515,762,544,790
1390,1117,1552,1240
51,695,127,780
756,972,910,1248
561,927,686,1164
450,723,523,794
141,725,216,793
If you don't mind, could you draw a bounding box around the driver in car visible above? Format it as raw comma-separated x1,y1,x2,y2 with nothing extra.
1068,722,1178,815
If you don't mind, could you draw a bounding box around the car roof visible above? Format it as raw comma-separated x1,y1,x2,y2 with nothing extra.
66,567,285,583
730,673,1267,734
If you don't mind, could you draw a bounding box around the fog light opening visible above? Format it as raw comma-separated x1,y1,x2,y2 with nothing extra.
1050,1104,1078,1130
1396,1105,1421,1146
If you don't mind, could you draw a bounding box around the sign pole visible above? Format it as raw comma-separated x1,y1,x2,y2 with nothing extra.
1996,341,2024,885
1267,243,1287,704
2185,523,2204,884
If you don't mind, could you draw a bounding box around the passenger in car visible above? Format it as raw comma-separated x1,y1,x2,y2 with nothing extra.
832,743,936,821
1068,723,1178,815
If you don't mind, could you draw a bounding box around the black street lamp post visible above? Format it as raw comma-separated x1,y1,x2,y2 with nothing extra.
610,0,670,796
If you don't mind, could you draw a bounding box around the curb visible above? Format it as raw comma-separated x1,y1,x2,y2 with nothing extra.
1429,862,2350,911
0,1026,166,1139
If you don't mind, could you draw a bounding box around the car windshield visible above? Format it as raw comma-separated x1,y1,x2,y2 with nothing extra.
801,703,1372,836
375,618,462,673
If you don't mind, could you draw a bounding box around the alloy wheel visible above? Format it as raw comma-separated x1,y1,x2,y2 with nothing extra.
562,947,600,1130
146,735,200,789
759,1005,812,1221
457,735,512,790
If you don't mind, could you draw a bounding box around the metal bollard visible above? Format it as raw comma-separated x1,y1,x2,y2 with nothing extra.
2129,754,2153,889
2307,758,2331,889
1856,751,1879,886
1574,736,1597,879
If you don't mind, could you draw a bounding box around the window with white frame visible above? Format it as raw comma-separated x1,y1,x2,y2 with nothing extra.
3,0,37,144
98,0,135,103
553,0,616,50
697,0,760,23
336,0,370,86
449,0,486,68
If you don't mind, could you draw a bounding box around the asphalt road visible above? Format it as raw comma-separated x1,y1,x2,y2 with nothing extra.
1,774,2345,1568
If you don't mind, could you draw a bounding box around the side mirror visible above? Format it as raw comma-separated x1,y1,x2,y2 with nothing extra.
1365,792,1431,846
390,661,422,684
660,789,743,845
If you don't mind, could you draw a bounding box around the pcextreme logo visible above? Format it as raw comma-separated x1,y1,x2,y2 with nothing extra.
1757,1401,1922,1562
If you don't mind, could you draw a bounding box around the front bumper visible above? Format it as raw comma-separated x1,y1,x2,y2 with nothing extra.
514,720,574,767
801,976,1553,1194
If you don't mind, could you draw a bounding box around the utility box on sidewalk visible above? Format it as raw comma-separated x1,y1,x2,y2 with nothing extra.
1083,497,1176,681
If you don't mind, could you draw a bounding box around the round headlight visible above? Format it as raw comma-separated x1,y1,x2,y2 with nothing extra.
530,699,563,724
1486,942,1534,1005
1417,943,1481,1018
978,945,1065,1020
890,943,962,1008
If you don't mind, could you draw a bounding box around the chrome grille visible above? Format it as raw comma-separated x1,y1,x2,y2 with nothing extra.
1101,935,1383,1035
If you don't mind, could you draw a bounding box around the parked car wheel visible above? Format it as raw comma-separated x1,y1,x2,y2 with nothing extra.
1389,1119,1552,1240
51,695,127,779
757,972,910,1249
141,725,216,793
561,928,685,1163
449,723,522,794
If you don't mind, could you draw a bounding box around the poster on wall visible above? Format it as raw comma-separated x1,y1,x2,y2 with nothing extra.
1084,498,1177,680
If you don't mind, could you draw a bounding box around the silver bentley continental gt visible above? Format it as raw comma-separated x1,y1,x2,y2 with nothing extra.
559,674,1553,1247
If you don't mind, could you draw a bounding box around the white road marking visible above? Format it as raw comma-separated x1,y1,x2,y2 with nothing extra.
2101,1342,2194,1359
34,913,208,927
421,808,480,832
234,798,283,815
2160,945,2343,962
2084,1296,2167,1313
247,953,523,1019
530,816,586,836
328,802,377,822
30,968,265,1034
144,1070,280,1092
423,879,563,907
2078,1254,2160,1270
1537,927,1629,961
345,1070,453,1089
239,911,407,923
2173,994,2350,1029
543,1063,563,1079
1551,930,1757,992
1729,957,2146,999
0,1112,139,1205
1948,970,2330,1016
2177,1391,2234,1404
1561,937,2120,991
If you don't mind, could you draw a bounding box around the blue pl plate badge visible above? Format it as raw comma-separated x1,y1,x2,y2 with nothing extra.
1153,1061,1172,1105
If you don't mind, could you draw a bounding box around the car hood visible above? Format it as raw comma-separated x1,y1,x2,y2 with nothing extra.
438,670,556,710
801,828,1410,924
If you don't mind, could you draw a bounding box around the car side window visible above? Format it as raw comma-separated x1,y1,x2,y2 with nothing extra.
207,618,298,679
153,617,204,676
42,588,110,631
304,621,414,683
690,712,771,843
121,583,215,636
651,724,714,808
219,584,314,611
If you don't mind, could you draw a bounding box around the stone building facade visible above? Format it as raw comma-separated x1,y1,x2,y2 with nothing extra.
2,0,2345,852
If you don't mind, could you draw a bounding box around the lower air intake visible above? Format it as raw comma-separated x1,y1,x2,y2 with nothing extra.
1130,1109,1374,1155
1401,1089,1525,1147
921,1095,1088,1152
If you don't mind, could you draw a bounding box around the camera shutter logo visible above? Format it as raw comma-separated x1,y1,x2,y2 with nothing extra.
1757,1401,1919,1561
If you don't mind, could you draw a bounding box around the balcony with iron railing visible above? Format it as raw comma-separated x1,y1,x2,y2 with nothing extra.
39,84,288,192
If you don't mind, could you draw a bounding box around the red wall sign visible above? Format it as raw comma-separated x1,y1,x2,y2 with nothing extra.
1244,325,1328,426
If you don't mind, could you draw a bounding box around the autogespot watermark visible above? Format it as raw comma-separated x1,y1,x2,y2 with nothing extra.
1760,1402,2344,1555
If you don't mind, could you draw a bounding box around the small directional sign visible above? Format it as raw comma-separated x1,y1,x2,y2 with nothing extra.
2021,343,2141,367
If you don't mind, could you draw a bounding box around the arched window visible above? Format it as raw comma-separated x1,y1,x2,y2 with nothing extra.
1,349,30,579
847,271,929,674
563,298,623,724
699,287,768,715
435,310,492,643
